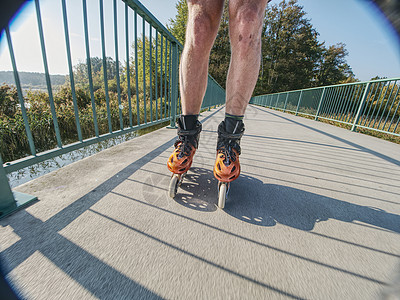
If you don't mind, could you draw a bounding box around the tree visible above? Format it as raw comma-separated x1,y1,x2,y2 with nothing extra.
168,0,230,88
73,57,117,90
370,75,387,81
168,0,187,45
208,2,230,89
315,43,355,86
255,0,322,94
129,34,172,99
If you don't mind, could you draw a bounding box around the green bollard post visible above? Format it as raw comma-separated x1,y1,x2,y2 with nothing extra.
0,155,37,220
0,156,16,214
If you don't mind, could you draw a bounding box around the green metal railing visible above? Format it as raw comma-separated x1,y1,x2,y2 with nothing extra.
0,0,225,218
251,78,400,136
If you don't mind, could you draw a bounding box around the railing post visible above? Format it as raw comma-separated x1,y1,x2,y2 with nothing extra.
295,90,303,116
6,26,37,157
351,82,371,132
315,87,326,121
168,41,179,129
283,92,289,112
0,155,37,220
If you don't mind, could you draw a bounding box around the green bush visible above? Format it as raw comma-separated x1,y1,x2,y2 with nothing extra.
0,82,170,163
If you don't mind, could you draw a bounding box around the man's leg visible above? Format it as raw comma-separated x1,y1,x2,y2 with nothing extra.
213,0,268,185
180,0,225,115
226,0,268,115
167,0,224,187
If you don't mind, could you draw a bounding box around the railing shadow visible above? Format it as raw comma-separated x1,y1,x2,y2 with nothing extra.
1,210,163,299
0,107,226,299
0,133,178,298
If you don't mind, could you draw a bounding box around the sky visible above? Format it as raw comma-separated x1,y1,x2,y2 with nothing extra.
0,0,399,82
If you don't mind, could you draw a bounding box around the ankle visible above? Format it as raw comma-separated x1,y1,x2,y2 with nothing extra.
224,113,244,134
179,114,199,131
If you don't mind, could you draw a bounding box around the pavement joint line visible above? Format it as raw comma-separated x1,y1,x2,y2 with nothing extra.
137,168,171,178
350,220,400,234
147,158,400,203
253,147,400,180
240,171,400,207
239,144,386,166
149,156,400,205
242,142,391,164
247,138,364,152
202,130,366,153
242,155,400,182
126,178,166,191
242,152,400,177
307,232,400,258
244,147,378,164
109,191,388,286
111,180,400,258
252,105,400,167
87,208,305,300
245,160,400,192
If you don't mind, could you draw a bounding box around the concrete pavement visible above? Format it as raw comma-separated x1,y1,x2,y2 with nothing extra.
1,105,399,299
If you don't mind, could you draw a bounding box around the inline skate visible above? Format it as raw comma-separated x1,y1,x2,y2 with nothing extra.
167,118,202,198
213,120,244,208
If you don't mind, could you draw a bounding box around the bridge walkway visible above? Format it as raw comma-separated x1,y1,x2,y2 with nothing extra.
1,105,399,299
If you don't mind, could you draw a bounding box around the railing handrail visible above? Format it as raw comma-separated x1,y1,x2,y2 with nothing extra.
251,77,400,139
123,0,182,47
207,73,225,91
255,77,400,96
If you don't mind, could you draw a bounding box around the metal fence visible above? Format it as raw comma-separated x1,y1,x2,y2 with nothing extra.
250,77,400,136
0,0,225,218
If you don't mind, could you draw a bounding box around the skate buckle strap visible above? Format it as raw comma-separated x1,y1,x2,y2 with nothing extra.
217,137,242,156
176,121,202,151
177,121,202,136
220,131,244,140
174,136,194,157
177,128,200,136
220,144,237,165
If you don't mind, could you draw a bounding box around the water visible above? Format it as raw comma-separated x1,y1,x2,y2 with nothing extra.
7,122,169,188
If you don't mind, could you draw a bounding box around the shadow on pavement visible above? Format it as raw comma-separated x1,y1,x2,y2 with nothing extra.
173,167,218,212
170,167,399,234
225,174,400,233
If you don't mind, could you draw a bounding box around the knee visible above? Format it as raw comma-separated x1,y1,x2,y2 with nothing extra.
186,10,218,50
231,4,264,49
